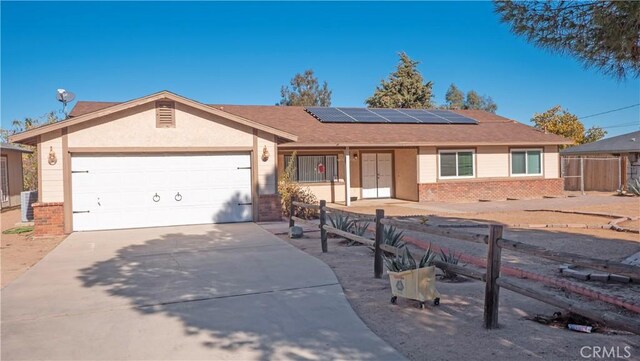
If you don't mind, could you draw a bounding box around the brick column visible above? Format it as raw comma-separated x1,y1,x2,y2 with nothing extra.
258,194,282,222
33,202,65,237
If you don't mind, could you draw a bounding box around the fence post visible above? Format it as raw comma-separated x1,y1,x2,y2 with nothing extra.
580,156,585,195
320,200,327,253
484,224,503,329
374,209,385,279
289,197,295,228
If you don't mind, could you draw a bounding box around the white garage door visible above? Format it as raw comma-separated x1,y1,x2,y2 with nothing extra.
71,154,252,231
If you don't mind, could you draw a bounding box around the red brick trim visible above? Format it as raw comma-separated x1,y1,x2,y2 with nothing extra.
258,194,282,222
33,202,65,237
419,178,564,202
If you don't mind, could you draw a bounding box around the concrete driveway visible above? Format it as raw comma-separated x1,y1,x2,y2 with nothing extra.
1,223,404,360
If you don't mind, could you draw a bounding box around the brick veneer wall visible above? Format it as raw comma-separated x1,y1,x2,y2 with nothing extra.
418,178,564,202
33,202,65,237
258,194,282,221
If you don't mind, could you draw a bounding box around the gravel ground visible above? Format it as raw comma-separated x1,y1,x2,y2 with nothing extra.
273,228,639,361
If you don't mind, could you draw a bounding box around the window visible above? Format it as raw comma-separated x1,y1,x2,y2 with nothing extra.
511,149,542,176
284,155,338,183
155,101,175,128
1,157,8,203
439,150,474,179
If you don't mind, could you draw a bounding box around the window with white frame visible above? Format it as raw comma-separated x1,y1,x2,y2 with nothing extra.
1,157,8,203
511,149,542,176
284,155,338,183
439,150,474,178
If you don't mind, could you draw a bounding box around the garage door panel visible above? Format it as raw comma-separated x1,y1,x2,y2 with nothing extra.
71,154,253,231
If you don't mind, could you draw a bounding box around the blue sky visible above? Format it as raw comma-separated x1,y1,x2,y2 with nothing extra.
2,1,639,136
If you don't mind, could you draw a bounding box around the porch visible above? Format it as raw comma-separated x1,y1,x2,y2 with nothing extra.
278,147,419,206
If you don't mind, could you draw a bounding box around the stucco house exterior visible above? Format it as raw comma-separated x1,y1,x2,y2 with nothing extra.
10,91,570,236
0,143,32,209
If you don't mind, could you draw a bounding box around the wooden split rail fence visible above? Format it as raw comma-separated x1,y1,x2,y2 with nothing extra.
289,200,640,335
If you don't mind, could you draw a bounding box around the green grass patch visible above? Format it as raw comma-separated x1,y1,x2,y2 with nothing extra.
2,226,34,234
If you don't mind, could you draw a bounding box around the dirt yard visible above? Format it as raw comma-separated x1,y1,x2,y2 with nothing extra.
1,209,66,287
277,231,638,361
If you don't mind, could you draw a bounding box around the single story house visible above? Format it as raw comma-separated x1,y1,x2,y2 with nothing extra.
10,91,570,236
561,130,640,190
0,143,32,209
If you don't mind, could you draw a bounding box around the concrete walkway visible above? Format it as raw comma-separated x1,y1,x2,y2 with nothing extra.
1,223,404,360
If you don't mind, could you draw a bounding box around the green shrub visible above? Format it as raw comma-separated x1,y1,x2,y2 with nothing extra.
419,243,436,268
279,152,318,219
329,214,354,233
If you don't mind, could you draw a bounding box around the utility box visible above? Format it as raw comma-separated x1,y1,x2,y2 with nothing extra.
20,191,37,222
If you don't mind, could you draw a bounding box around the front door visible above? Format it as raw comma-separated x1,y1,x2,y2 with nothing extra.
361,153,393,198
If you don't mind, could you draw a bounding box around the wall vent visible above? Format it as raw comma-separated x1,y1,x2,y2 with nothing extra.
156,101,175,128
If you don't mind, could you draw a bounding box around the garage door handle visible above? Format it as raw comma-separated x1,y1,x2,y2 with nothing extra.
153,193,160,202
73,210,90,214
237,166,251,169
238,202,252,206
175,192,182,201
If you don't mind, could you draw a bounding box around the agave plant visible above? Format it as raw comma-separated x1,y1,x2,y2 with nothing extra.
438,249,460,279
383,225,406,249
628,178,640,196
384,247,417,272
343,221,371,246
384,246,438,272
419,243,436,268
328,214,355,241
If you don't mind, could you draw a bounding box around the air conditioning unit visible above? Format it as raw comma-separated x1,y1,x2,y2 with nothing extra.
20,191,38,222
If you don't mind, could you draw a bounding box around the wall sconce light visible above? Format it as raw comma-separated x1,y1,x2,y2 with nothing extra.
353,152,358,161
48,146,57,165
261,145,270,162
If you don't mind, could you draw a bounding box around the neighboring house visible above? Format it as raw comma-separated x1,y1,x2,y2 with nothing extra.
0,143,32,209
561,130,640,190
9,91,570,236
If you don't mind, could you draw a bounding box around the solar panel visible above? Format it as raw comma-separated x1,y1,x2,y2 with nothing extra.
338,108,386,123
306,107,355,122
305,107,478,124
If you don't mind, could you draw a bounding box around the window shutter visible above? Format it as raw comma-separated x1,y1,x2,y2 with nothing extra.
156,101,175,128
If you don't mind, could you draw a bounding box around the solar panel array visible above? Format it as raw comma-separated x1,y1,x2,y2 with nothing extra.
305,107,478,124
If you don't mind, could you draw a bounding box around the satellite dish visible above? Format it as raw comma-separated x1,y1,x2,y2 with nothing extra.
55,89,75,116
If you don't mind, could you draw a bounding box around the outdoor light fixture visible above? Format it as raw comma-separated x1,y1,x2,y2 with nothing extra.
48,146,57,165
261,145,270,162
353,152,358,161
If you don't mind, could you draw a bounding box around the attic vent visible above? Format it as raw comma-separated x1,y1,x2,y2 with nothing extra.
156,101,175,128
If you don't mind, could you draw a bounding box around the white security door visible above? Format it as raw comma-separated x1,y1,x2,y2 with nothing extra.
361,153,378,199
361,153,393,199
71,154,252,231
376,153,393,198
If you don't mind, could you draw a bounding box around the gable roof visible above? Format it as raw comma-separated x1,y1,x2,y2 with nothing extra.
68,99,570,147
15,91,570,147
209,105,571,147
9,91,298,145
561,131,640,155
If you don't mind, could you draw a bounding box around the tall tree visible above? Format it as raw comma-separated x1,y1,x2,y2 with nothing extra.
531,105,607,147
445,84,465,109
366,52,434,108
462,90,498,113
495,1,640,80
279,70,332,106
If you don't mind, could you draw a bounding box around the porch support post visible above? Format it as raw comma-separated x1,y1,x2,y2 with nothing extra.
344,147,351,206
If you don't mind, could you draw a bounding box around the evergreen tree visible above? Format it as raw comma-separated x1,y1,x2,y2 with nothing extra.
495,1,640,79
279,70,332,106
445,84,465,109
366,52,434,108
